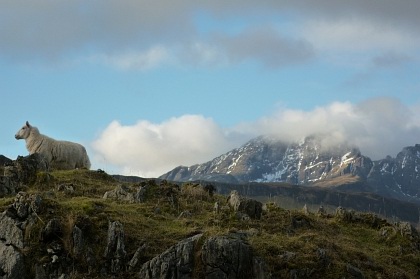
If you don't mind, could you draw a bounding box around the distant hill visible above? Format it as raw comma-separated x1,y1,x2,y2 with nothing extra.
160,135,420,205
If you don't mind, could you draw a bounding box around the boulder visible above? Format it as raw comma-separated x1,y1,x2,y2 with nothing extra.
0,241,26,279
0,176,17,198
201,234,254,279
237,199,263,220
103,221,127,273
138,233,203,279
4,154,47,185
103,185,137,203
227,190,263,219
0,213,24,248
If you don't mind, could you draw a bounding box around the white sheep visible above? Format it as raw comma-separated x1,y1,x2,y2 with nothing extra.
15,121,91,170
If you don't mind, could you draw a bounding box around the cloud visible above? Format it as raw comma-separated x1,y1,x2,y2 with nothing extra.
91,46,170,70
179,27,314,68
372,52,412,68
211,27,314,68
91,115,244,177
247,97,420,159
3,1,419,69
302,19,419,53
92,97,420,177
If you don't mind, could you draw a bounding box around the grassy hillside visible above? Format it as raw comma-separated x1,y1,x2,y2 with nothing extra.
3,169,420,278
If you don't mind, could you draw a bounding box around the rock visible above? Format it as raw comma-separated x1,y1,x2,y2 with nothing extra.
335,206,352,221
56,184,75,194
396,222,418,239
103,221,127,274
134,185,148,203
252,257,272,279
346,263,364,279
9,154,48,185
0,176,17,197
227,190,263,219
0,241,26,279
0,213,24,249
238,199,263,220
128,243,147,272
103,185,137,203
138,233,203,279
41,218,62,243
72,225,84,256
201,234,254,279
8,192,42,220
316,205,327,216
227,190,241,211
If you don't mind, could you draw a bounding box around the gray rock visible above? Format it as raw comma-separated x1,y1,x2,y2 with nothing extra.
138,233,203,279
227,190,263,219
201,234,253,279
0,176,17,198
128,243,147,272
104,221,127,273
0,241,26,279
335,206,352,221
0,213,24,249
227,190,241,211
103,185,135,203
72,225,84,256
396,221,418,239
316,205,327,216
134,185,148,203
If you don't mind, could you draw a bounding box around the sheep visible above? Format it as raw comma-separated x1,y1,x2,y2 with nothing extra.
15,121,91,170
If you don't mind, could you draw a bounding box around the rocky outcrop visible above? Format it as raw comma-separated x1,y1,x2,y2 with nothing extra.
138,233,271,279
1,154,47,198
0,192,43,279
103,184,149,203
0,241,25,279
201,234,254,279
104,221,127,274
138,233,202,279
227,190,263,220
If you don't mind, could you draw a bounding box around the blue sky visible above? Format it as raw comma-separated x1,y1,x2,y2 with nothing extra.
1,1,420,177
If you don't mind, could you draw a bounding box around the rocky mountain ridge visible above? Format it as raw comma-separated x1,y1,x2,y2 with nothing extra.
160,136,420,204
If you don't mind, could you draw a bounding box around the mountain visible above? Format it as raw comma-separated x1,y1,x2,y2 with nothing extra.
160,135,420,205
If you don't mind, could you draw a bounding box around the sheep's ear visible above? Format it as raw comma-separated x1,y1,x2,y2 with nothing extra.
26,121,31,127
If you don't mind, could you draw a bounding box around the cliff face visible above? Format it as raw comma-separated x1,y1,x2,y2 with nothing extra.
160,136,420,204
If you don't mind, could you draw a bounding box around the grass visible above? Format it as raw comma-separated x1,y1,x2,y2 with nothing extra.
2,168,419,278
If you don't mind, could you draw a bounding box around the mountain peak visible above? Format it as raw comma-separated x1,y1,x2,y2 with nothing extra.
160,135,420,205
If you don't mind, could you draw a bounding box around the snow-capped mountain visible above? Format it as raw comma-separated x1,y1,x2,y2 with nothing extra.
160,136,420,204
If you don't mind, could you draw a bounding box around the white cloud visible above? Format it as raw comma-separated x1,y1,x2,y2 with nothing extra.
91,97,420,177
91,115,244,177
247,97,420,159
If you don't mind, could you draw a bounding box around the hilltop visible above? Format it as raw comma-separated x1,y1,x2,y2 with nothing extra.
0,155,419,278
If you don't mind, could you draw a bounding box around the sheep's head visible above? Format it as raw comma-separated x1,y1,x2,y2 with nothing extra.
15,121,32,140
